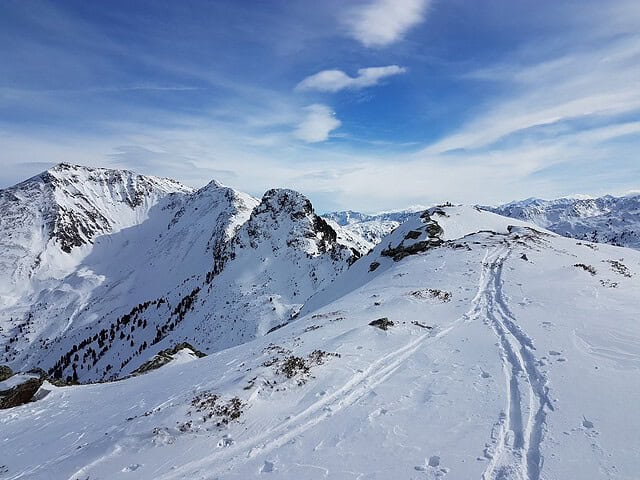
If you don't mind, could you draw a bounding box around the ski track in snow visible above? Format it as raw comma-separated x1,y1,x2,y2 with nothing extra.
156,258,505,479
479,244,553,480
125,239,554,480
158,329,446,479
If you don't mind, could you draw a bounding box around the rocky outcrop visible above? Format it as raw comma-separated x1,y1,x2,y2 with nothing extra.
0,374,44,409
0,365,13,381
380,211,443,261
131,343,206,376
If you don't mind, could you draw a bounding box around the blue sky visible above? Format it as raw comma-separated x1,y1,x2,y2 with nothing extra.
1,0,639,212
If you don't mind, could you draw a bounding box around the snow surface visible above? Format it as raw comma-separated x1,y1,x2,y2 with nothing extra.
1,205,639,479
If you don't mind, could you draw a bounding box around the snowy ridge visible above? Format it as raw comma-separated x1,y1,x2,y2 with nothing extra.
302,205,539,315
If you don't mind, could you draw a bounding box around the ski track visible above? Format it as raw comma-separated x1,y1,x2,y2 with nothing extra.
158,330,444,479
157,274,493,479
480,244,553,480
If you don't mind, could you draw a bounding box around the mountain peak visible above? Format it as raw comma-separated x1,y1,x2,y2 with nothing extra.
258,188,313,218
48,162,93,172
198,178,225,192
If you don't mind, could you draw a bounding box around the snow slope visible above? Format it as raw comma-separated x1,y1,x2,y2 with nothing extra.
2,205,638,479
483,194,640,250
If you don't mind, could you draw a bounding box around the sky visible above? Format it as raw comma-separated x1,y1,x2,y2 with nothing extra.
0,0,639,212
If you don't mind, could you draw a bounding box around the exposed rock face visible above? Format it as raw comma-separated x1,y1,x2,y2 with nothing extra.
214,188,361,281
131,342,206,376
0,365,12,381
380,211,443,261
369,317,394,330
0,374,43,409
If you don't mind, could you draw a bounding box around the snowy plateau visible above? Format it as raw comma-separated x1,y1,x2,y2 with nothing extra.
0,163,639,480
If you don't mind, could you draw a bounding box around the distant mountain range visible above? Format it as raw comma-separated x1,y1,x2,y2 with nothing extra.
480,195,640,249
324,195,640,251
323,207,427,250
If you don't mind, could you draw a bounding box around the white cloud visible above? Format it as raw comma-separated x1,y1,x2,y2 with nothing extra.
294,104,341,143
296,65,406,92
344,0,430,47
424,34,640,155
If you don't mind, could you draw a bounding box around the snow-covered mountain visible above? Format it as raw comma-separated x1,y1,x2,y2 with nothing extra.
2,203,638,479
483,194,640,249
323,207,427,251
0,162,191,307
0,164,361,382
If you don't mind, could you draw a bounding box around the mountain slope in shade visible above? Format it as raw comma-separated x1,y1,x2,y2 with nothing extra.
482,194,640,249
0,162,192,308
1,205,638,480
0,167,361,382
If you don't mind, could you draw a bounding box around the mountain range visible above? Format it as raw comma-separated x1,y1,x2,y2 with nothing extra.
482,195,640,249
1,164,638,480
0,164,360,383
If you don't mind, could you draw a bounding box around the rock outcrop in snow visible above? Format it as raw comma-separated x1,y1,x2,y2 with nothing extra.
0,372,43,409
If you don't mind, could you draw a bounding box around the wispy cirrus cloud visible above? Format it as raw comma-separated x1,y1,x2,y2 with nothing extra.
343,0,430,47
424,33,640,155
294,104,341,143
296,65,406,92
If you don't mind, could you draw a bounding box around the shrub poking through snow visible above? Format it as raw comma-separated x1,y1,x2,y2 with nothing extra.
0,365,12,382
410,289,452,302
279,356,310,379
605,260,632,277
308,349,340,365
574,263,597,275
272,350,341,386
187,392,244,427
369,317,394,330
